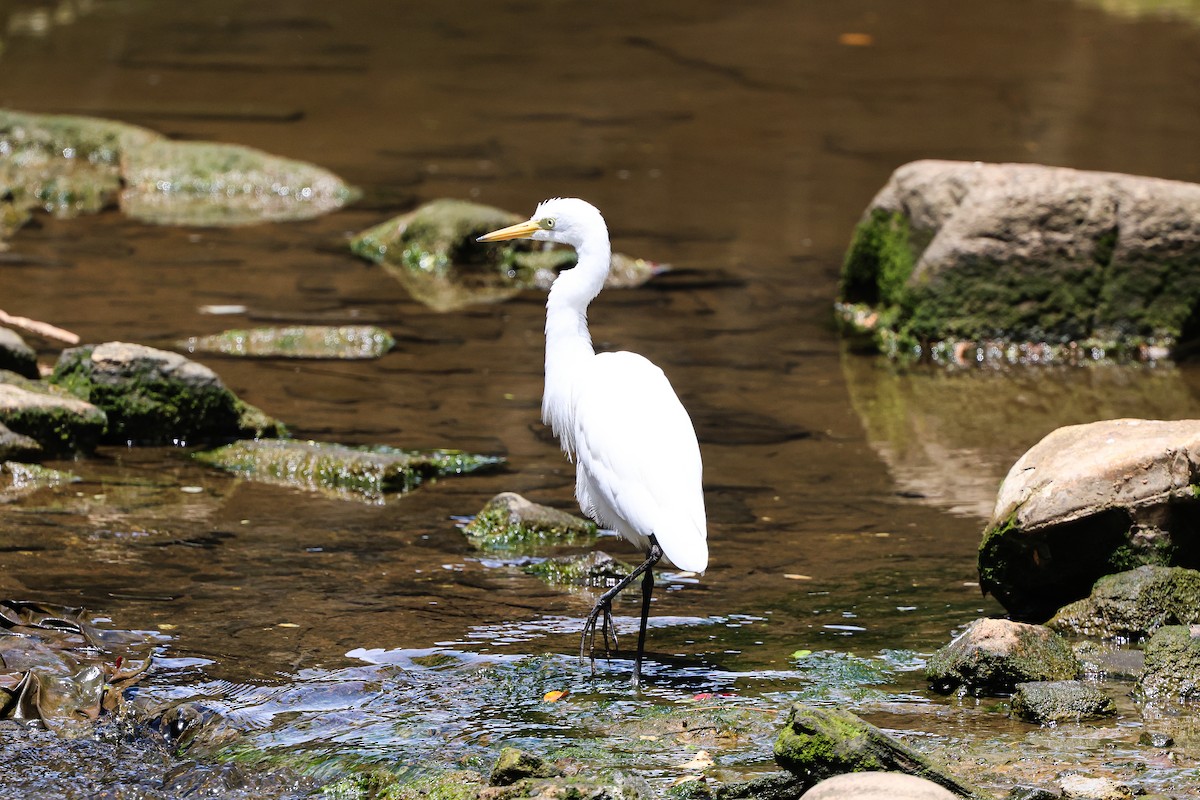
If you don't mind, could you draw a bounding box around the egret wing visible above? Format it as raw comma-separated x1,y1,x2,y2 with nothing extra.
572,351,708,573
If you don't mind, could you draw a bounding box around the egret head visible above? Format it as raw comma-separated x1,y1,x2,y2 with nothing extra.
477,197,605,249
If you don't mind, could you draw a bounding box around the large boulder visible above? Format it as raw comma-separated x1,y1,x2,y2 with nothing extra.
837,160,1200,362
50,342,284,445
979,419,1200,620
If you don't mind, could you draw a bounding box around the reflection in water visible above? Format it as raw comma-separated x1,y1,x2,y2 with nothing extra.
843,351,1200,519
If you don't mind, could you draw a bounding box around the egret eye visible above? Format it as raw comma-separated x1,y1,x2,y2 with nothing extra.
540,218,556,230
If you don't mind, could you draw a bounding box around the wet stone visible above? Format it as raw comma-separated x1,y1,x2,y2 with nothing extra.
802,772,959,800
1138,731,1174,748
926,618,1080,696
524,550,633,587
351,198,664,312
464,491,598,554
0,422,42,461
773,704,988,800
1136,624,1200,702
1048,565,1200,642
1009,680,1116,724
979,418,1200,621
0,380,107,456
1058,774,1133,800
179,325,396,360
50,341,284,445
489,747,563,786
194,438,504,503
0,327,39,379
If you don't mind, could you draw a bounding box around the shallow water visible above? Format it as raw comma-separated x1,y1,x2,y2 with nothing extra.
2,0,1200,796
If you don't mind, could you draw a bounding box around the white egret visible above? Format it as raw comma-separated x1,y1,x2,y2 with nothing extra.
478,198,708,686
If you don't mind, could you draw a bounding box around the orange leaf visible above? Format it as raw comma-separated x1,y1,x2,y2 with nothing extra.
543,690,570,703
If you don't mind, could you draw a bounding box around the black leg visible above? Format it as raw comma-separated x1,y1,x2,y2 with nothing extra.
632,554,655,687
580,541,663,679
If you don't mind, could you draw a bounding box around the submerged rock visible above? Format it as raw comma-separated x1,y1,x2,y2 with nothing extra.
194,438,504,503
1,460,76,499
1009,680,1116,724
837,160,1200,362
178,325,395,360
120,138,358,226
464,491,598,554
1136,624,1200,702
773,704,989,799
979,418,1200,621
0,108,356,242
524,551,633,587
0,328,39,379
50,342,284,445
1057,774,1133,800
350,199,664,311
926,618,1080,695
1048,565,1200,641
488,747,563,786
0,380,107,456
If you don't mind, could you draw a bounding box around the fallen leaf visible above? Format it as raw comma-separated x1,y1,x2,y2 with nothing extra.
790,649,813,659
783,573,812,581
543,690,569,703
838,32,873,46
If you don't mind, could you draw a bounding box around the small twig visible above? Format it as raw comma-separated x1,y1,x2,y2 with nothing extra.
0,310,80,344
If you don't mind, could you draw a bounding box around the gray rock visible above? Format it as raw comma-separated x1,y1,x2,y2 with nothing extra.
1136,624,1200,701
926,618,1080,695
0,381,106,456
1049,565,1200,641
0,328,38,379
178,325,395,360
837,160,1200,362
464,491,597,554
524,551,633,588
979,419,1200,621
50,341,284,445
802,772,960,800
1009,680,1116,724
488,747,561,786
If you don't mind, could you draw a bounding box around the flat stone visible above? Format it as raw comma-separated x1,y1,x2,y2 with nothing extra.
1009,680,1116,724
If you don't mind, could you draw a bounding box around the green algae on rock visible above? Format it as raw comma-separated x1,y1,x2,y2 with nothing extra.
194,439,504,503
979,419,1200,622
1048,566,1200,642
2,461,77,499
0,108,357,243
1136,624,1200,702
120,138,359,226
524,550,633,587
773,704,990,800
464,491,598,554
0,380,107,456
837,160,1200,364
179,325,395,360
1009,680,1116,724
350,199,665,311
51,342,284,445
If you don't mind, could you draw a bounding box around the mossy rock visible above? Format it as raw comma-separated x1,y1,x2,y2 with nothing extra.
50,342,284,445
351,199,663,311
1048,565,1200,641
1136,624,1200,702
837,160,1200,362
524,551,633,587
0,381,106,456
926,618,1080,696
464,491,598,554
489,747,562,786
0,328,39,379
0,423,42,461
979,419,1200,622
773,703,988,799
178,325,395,360
1009,680,1117,724
2,460,77,497
119,138,359,226
194,438,504,503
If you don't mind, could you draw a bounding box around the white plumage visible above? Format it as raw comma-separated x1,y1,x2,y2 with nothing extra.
479,197,708,684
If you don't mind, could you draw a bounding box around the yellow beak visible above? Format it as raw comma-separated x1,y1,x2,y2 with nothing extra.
477,219,541,242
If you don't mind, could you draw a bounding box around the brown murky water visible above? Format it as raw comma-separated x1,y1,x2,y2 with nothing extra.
2,0,1200,796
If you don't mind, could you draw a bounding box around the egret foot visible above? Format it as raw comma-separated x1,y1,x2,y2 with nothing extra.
577,541,664,684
